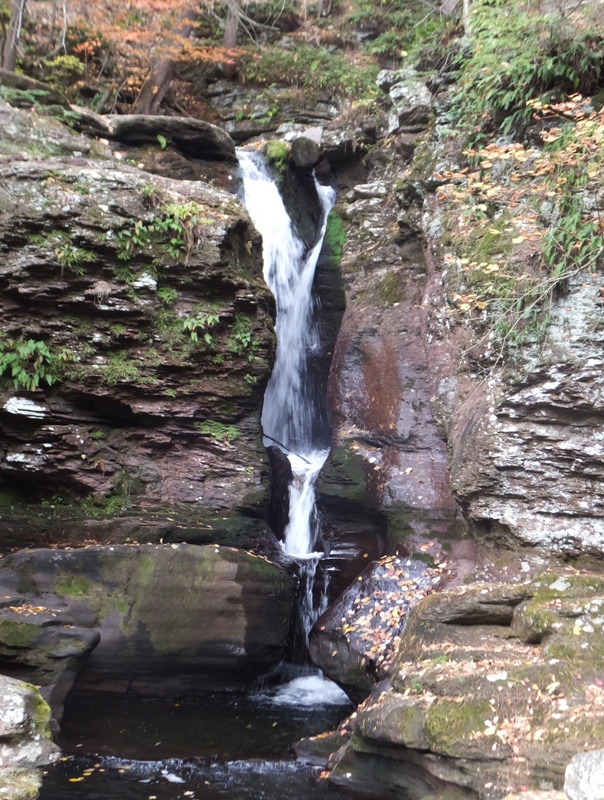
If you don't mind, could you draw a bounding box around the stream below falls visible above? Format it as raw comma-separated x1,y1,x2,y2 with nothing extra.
40,687,372,800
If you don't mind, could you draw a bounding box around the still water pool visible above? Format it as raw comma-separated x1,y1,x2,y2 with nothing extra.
40,678,368,800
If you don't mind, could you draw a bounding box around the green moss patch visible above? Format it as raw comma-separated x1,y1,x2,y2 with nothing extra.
0,619,39,649
425,698,491,756
53,574,94,597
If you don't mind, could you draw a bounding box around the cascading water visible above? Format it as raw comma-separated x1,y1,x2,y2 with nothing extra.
238,150,335,640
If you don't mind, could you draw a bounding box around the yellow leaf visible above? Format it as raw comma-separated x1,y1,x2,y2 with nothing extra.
512,236,525,244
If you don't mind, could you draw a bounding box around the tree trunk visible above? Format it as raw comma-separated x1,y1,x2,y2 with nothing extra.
132,2,198,116
462,0,471,37
2,0,27,72
221,0,239,79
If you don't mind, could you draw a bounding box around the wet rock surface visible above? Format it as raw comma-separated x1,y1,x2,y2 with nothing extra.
0,544,296,717
0,674,59,800
310,555,443,701
322,567,604,799
319,122,466,558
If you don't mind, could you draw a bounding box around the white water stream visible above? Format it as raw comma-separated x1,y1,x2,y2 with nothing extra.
238,151,342,706
238,151,335,565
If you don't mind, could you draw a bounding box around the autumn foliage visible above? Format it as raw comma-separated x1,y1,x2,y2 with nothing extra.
2,0,234,112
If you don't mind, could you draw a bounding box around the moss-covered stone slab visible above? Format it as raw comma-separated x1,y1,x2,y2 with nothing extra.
0,544,295,711
325,568,604,799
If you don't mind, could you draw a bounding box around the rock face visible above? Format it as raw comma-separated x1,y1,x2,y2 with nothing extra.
378,69,435,134
565,749,604,800
309,555,442,701
325,569,604,799
0,674,59,800
316,65,604,561
0,105,275,547
445,271,604,554
0,544,296,718
318,121,467,557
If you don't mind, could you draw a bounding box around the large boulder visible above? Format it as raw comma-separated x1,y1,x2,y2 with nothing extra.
378,70,434,134
0,675,59,800
309,556,442,701
565,750,604,800
324,570,604,798
0,544,296,714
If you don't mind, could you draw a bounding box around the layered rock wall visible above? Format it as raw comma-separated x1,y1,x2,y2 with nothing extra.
0,105,275,547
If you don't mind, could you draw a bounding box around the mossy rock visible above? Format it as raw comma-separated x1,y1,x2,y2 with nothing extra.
0,544,296,696
0,769,42,800
425,698,492,757
0,619,39,650
318,442,377,512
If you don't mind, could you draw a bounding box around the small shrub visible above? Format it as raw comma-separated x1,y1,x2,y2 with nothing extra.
452,0,603,136
157,287,179,306
266,140,289,173
196,420,240,443
183,311,220,345
241,44,379,100
116,202,212,264
45,54,86,87
324,211,346,265
0,339,70,391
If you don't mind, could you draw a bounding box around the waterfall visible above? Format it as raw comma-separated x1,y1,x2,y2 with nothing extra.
238,150,335,635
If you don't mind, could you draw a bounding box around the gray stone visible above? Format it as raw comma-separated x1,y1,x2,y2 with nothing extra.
376,68,419,93
290,135,321,168
451,273,604,554
303,126,323,144
565,749,604,800
351,182,388,199
106,114,237,160
321,126,375,166
0,610,99,731
0,675,58,800
505,793,566,800
386,80,434,132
